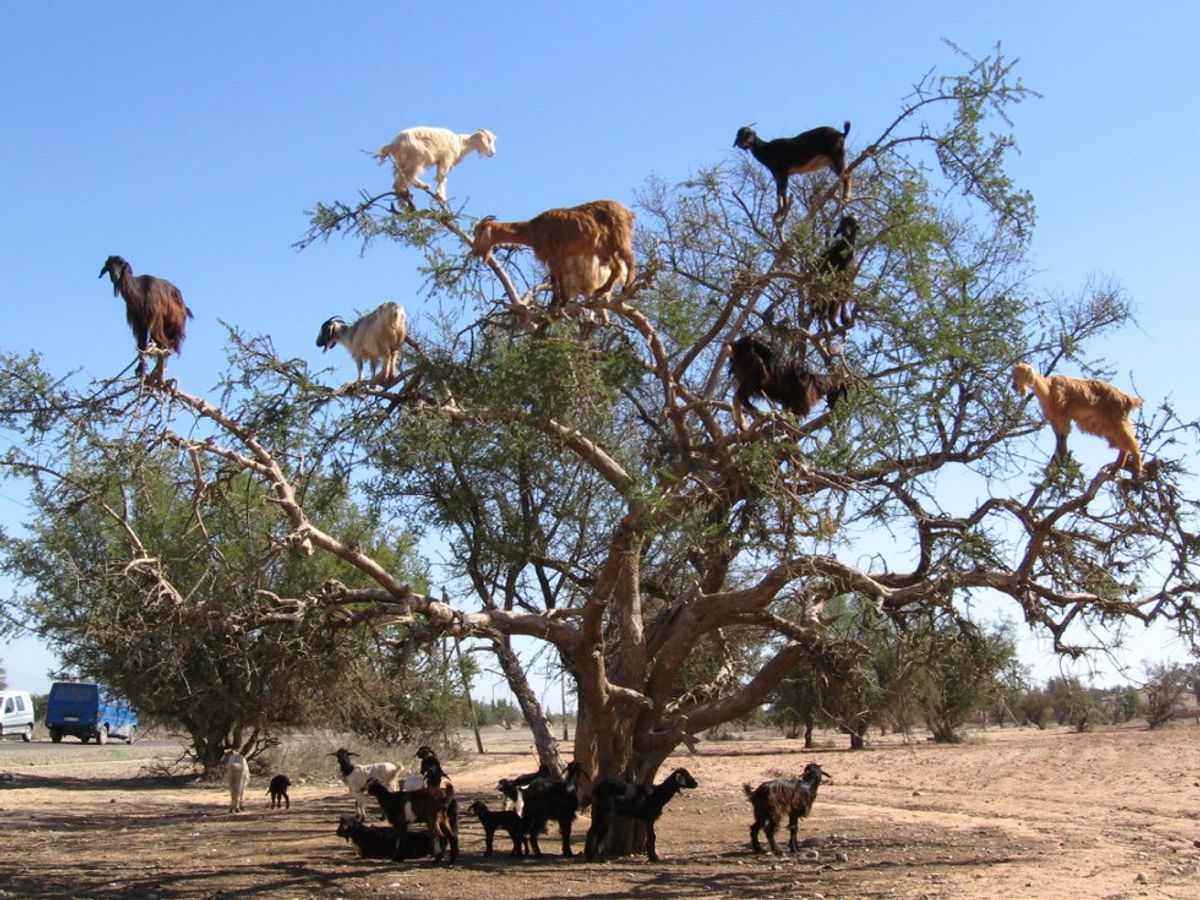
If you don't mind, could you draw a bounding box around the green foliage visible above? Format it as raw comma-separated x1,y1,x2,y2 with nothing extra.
1142,662,1189,729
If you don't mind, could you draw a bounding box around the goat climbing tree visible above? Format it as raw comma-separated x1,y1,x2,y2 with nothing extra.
2,47,1199,818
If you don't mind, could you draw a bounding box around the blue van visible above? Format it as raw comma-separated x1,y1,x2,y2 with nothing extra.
45,682,138,744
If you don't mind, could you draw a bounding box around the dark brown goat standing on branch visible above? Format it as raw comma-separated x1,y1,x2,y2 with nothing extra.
813,215,859,329
728,336,847,431
734,122,852,222
471,200,636,311
1012,363,1144,477
99,255,193,382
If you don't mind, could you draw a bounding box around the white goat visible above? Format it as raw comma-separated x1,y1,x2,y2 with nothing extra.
331,747,399,818
315,301,407,384
376,126,497,202
221,747,250,814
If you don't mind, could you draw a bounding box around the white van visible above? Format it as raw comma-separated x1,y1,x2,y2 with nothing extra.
0,690,35,741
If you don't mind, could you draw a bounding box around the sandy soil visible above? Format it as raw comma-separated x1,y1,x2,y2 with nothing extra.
1,722,1198,899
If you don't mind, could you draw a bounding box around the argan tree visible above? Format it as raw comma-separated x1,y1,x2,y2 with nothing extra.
2,47,1198,826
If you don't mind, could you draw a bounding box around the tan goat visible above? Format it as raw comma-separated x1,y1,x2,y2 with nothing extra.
1012,363,1143,477
472,200,636,311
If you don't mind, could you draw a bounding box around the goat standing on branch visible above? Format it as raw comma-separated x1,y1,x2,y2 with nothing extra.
316,301,407,385
728,336,847,431
376,126,496,205
813,215,859,330
472,200,636,313
99,255,193,382
1012,363,1144,478
733,122,852,222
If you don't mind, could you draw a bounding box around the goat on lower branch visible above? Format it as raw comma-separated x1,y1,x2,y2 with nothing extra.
745,762,831,856
316,301,407,385
728,336,848,431
376,126,496,204
585,767,698,862
1012,363,1143,478
99,255,193,381
472,200,636,311
733,122,852,221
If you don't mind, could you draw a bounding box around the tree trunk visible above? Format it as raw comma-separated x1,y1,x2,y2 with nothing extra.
493,637,562,771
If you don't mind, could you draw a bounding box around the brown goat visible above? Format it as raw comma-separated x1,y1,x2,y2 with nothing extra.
99,255,193,381
744,762,831,856
472,200,636,311
1012,363,1143,477
365,777,458,863
728,336,848,431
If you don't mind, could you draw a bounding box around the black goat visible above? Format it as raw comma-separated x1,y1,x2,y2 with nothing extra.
728,336,848,431
744,762,832,855
365,777,458,864
520,761,590,857
733,122,852,221
267,774,291,809
468,800,529,857
585,767,698,862
99,255,193,382
814,215,859,329
336,813,435,860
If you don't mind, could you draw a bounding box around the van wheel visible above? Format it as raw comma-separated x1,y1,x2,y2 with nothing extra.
50,728,62,743
21,724,32,742
81,733,91,744
126,726,137,744
97,726,108,745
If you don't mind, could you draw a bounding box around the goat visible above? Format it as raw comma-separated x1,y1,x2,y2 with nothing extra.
520,761,590,857
558,255,630,325
316,301,407,385
498,764,553,815
468,800,529,857
98,255,194,382
267,773,291,809
733,122,852,221
376,126,496,204
744,762,832,856
331,747,400,818
472,200,636,311
1012,363,1143,478
813,215,859,329
728,336,848,431
365,776,458,863
336,813,435,861
220,747,250,814
585,767,698,862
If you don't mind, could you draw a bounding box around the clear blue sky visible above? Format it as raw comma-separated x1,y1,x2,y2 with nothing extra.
1,3,1196,695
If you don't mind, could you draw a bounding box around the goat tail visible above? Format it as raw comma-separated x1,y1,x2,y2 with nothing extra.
742,782,755,800
842,121,851,136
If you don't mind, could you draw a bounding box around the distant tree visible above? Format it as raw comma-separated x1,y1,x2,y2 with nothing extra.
1109,686,1141,723
914,618,1017,743
1016,686,1051,728
1142,662,1189,729
1045,676,1102,732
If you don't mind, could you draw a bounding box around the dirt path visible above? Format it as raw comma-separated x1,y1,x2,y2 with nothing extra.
1,723,1197,898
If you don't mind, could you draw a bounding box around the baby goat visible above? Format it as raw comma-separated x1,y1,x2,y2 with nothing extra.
316,301,407,385
813,215,859,329
472,200,636,311
585,767,698,862
1012,363,1143,478
728,336,848,431
734,122,852,221
267,773,291,809
376,126,496,204
744,762,831,856
468,800,529,857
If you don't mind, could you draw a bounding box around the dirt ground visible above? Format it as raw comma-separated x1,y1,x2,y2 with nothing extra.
1,722,1198,900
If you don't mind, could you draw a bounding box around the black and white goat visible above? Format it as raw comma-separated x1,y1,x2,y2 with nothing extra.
498,764,553,816
813,215,859,329
365,776,459,864
520,761,590,857
727,336,848,431
331,747,399,818
316,301,407,385
336,813,435,861
734,122,852,221
585,767,698,862
744,762,832,856
468,800,529,857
